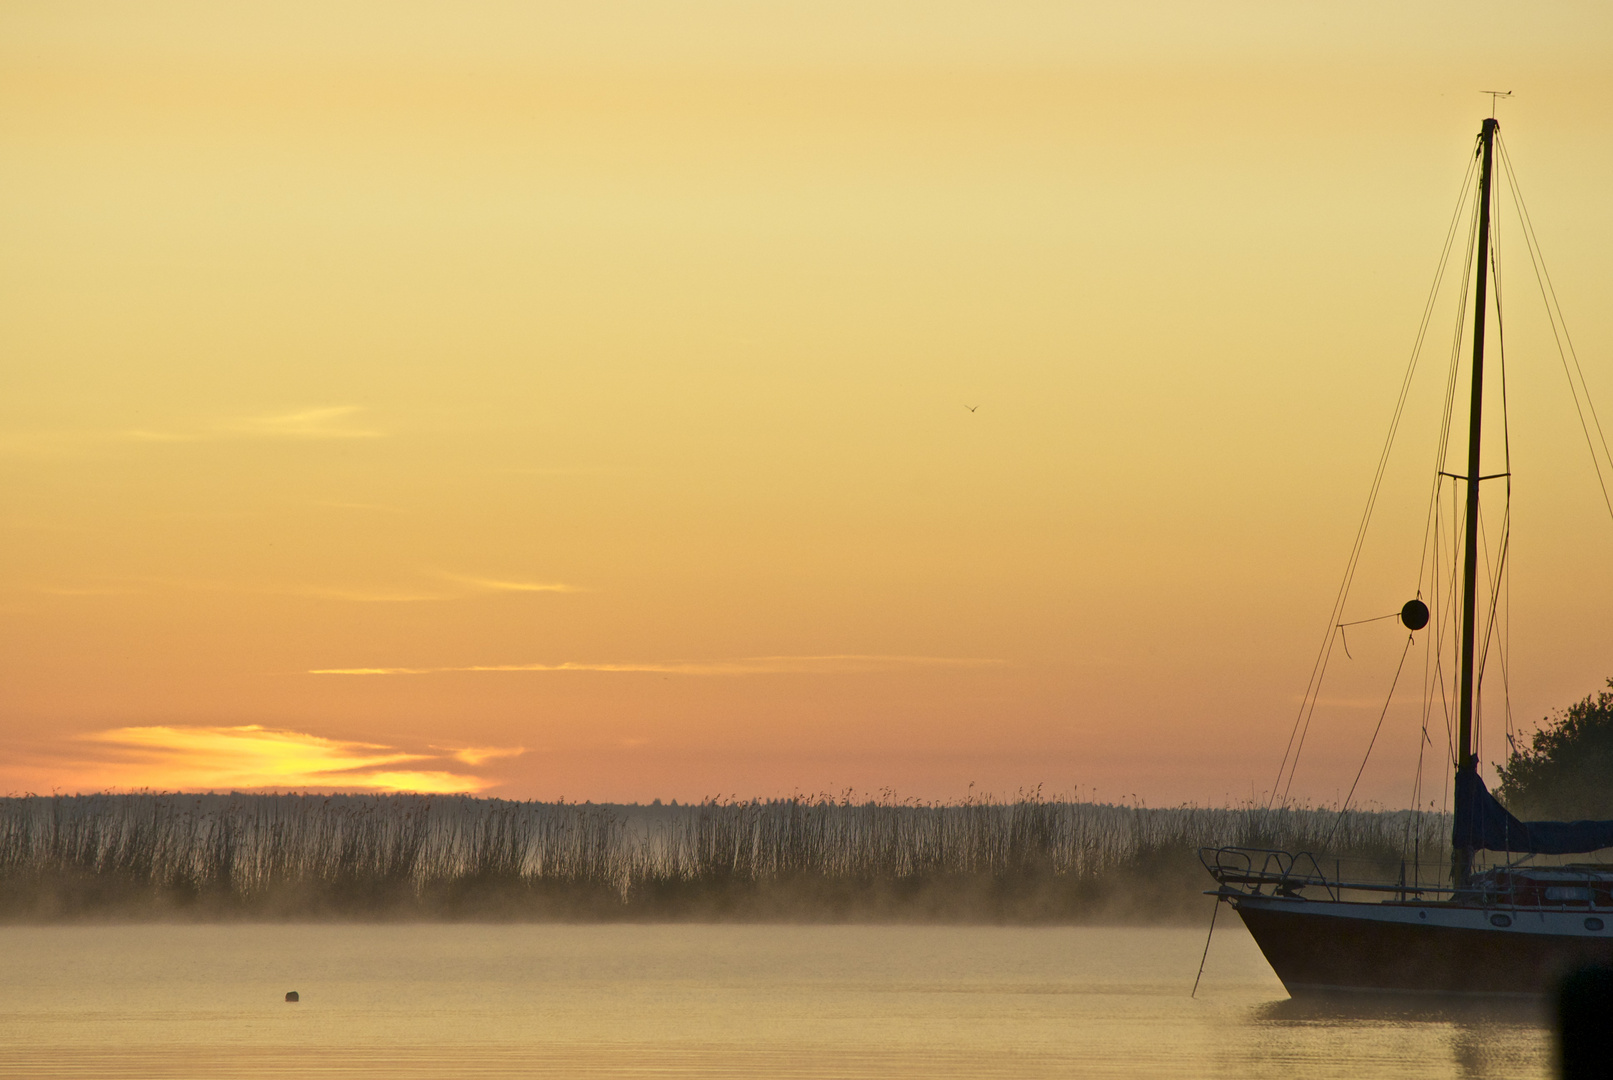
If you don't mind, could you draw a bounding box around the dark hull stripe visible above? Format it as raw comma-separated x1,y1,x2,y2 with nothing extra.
1235,903,1613,996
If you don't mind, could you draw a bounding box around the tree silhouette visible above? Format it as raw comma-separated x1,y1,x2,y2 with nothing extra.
1496,680,1613,820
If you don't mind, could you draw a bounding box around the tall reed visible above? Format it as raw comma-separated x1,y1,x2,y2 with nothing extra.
0,793,1449,921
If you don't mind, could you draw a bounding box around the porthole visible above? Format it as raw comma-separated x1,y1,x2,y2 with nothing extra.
1418,911,1427,919
1587,918,1605,932
1491,914,1513,928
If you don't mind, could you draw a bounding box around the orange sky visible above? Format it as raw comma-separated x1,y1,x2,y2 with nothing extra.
3,1,1613,805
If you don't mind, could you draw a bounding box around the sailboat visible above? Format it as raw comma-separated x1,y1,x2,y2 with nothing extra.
1203,116,1613,997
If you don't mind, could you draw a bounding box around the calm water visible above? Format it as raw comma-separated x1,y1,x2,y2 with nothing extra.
0,922,1549,1079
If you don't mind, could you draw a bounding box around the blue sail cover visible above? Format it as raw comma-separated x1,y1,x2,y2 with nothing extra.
1453,770,1613,855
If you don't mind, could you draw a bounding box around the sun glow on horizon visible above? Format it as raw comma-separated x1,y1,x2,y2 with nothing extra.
69,725,509,794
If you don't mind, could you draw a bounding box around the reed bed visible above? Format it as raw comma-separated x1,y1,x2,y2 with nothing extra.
0,793,1450,923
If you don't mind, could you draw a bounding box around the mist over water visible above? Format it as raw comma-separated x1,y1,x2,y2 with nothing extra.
0,793,1447,923
0,922,1547,1079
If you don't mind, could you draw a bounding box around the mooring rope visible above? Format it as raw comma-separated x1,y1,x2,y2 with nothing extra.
1191,897,1220,999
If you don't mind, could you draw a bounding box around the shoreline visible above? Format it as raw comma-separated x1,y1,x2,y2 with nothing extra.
0,792,1446,925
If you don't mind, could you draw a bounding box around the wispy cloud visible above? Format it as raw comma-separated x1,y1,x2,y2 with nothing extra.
288,584,451,603
218,406,381,440
209,573,578,603
442,573,583,594
88,578,449,604
124,429,206,444
312,654,1005,676
0,407,382,457
502,466,630,477
129,406,381,442
77,725,492,793
5,571,579,606
317,500,405,514
26,584,140,597
436,744,528,766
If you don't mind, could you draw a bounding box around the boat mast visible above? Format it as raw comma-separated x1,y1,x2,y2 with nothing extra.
1453,116,1498,888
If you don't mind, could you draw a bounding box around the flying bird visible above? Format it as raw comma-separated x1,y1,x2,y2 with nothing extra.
964,404,979,413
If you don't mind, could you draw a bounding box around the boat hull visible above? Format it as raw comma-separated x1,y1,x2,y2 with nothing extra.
1232,894,1613,996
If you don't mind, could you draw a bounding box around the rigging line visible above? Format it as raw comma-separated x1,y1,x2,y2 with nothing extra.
1479,161,1500,774
1274,152,1476,794
1427,437,1460,766
1419,179,1481,617
1411,478,1439,841
1281,634,1342,806
1500,136,1613,471
1441,162,1484,457
1274,393,1410,801
1496,477,1509,754
1492,175,1517,758
1432,183,1482,773
1335,610,1406,661
1477,525,1510,774
1408,598,1437,857
1420,478,1443,751
1338,611,1404,629
1501,250,1512,490
1326,632,1416,847
1425,477,1451,767
1479,516,1512,688
1498,138,1613,527
1494,163,1512,478
1269,151,1482,809
1429,139,1486,886
1422,479,1440,758
1436,191,1481,476
1477,502,1509,680
1438,480,1463,770
1415,150,1484,591
1475,496,1509,681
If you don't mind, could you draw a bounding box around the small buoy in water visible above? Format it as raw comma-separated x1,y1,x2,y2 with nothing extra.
285,991,299,1003
1400,599,1430,631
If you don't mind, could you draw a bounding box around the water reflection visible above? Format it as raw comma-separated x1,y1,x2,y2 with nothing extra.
1256,994,1547,1026
1250,995,1549,1080
0,923,1554,1080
